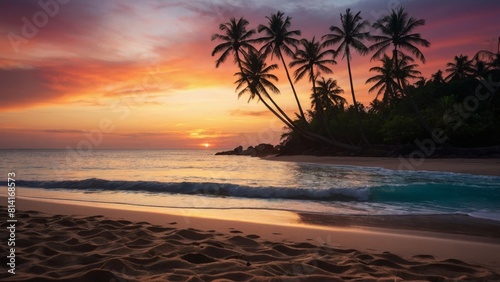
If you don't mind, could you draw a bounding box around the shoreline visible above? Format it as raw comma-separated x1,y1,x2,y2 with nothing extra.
263,155,500,176
2,196,500,279
298,213,500,241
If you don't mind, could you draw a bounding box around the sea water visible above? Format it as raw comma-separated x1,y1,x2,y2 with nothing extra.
1,149,499,221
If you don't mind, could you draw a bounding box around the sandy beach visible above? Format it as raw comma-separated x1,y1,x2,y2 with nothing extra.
1,196,500,281
265,155,500,176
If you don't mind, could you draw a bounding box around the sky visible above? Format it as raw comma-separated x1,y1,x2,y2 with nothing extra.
0,0,499,149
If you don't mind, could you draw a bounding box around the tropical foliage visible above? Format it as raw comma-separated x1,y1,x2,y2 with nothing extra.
211,8,500,156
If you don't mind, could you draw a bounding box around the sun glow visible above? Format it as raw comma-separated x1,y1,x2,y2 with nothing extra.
202,143,210,148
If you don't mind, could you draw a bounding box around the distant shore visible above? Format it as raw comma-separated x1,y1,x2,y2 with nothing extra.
263,155,500,176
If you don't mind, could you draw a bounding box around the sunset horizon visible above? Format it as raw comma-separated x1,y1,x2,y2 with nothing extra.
1,0,499,149
2,2,500,280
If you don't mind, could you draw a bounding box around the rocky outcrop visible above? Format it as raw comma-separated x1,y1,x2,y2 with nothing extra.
215,144,279,157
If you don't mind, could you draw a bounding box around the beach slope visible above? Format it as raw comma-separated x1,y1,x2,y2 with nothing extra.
1,197,499,281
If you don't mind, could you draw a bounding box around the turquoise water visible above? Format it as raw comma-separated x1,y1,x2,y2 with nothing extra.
1,149,499,221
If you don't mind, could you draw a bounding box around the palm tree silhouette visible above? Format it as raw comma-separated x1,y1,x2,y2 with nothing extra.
311,77,346,113
322,9,371,145
290,37,336,103
236,50,298,123
370,7,430,67
235,50,280,101
445,54,475,81
370,7,432,135
396,55,422,86
211,18,293,130
211,17,256,69
290,37,336,138
212,18,359,151
473,59,492,78
257,11,306,122
236,50,358,150
431,70,445,84
474,36,500,70
366,54,399,104
366,54,420,104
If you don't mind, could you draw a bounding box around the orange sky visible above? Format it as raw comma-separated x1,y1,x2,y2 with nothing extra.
0,0,499,149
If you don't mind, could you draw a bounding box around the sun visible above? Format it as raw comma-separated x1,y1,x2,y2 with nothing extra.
202,143,210,148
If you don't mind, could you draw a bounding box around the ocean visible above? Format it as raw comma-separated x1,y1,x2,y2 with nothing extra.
1,149,500,222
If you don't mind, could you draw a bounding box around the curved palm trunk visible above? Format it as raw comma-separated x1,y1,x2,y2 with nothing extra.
278,49,307,122
235,50,360,151
392,49,434,136
235,51,300,132
346,49,370,146
235,51,291,126
236,51,303,131
256,85,359,150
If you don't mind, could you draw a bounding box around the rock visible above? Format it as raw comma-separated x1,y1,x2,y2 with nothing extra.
215,144,278,157
255,143,279,157
241,146,257,157
215,145,244,156
235,145,243,154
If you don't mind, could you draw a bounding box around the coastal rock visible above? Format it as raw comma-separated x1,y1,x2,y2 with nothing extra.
215,144,279,157
215,146,243,156
241,146,257,157
255,143,277,156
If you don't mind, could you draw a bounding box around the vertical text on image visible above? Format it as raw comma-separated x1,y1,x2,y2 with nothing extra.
6,172,17,275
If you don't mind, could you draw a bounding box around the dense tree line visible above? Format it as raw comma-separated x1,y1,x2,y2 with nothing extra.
211,7,500,156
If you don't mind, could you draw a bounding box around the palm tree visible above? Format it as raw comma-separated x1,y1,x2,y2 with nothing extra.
414,77,427,89
212,18,360,151
322,9,370,145
211,17,256,69
366,54,399,103
235,50,280,101
474,36,500,70
445,54,475,81
290,37,337,126
290,37,336,137
370,7,429,91
370,7,432,135
367,54,421,105
431,70,445,84
396,54,422,86
211,18,294,129
211,18,294,131
290,37,336,99
472,59,491,78
236,50,299,124
257,11,306,121
236,50,359,151
233,50,313,135
311,77,346,112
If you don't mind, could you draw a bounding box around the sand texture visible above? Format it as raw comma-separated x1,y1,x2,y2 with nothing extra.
1,209,499,282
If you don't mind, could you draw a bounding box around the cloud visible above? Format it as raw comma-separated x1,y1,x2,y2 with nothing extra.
229,109,271,117
0,126,246,149
188,128,238,139
0,52,200,110
1,0,499,149
0,0,111,56
0,67,61,109
39,129,84,134
0,59,147,109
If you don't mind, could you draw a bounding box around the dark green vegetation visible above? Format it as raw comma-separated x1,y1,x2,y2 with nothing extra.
211,8,500,156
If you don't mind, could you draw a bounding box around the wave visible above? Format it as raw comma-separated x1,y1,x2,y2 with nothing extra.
17,179,370,201
16,178,500,205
